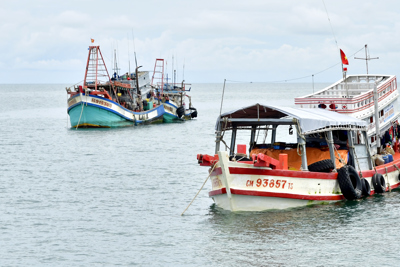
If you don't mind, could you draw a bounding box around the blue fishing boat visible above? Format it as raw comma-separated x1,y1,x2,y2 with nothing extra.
66,46,164,128
151,59,197,123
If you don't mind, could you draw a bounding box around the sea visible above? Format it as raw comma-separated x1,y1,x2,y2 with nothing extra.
1,83,400,266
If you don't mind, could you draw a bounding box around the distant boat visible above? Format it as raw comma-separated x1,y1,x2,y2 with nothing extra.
66,46,164,128
151,59,197,123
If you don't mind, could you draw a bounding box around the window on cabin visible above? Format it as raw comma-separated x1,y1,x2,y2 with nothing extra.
370,117,373,123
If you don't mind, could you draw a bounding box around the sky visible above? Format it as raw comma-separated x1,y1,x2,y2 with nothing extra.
1,0,400,84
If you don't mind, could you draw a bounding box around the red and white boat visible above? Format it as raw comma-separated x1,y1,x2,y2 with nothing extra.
197,104,400,211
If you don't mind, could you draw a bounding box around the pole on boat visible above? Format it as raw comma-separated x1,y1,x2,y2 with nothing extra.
219,79,226,117
327,131,337,171
216,79,227,154
136,65,143,110
354,44,379,75
373,82,381,152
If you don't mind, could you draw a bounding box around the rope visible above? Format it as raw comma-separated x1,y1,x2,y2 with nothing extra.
322,0,339,50
295,120,306,157
385,167,391,192
181,163,218,216
393,164,400,182
76,92,85,130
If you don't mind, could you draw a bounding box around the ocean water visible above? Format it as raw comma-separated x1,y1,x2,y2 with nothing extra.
1,83,400,266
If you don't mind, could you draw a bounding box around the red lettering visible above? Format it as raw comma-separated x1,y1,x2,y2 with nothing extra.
256,179,262,187
269,179,275,188
275,180,281,188
246,180,254,187
263,179,269,187
282,180,287,189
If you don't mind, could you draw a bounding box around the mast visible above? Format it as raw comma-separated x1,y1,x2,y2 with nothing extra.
354,44,379,75
127,33,131,75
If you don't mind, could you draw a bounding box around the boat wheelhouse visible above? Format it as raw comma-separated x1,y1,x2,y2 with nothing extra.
197,104,400,211
295,74,400,154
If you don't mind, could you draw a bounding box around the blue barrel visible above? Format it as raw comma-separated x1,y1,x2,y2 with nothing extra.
388,154,394,163
382,155,389,164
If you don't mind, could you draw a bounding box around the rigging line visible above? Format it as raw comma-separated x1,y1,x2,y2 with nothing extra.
322,0,339,50
226,45,365,84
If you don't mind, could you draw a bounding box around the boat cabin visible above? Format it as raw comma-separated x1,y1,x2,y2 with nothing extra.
215,104,373,172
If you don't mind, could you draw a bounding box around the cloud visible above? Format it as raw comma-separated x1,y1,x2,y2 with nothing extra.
1,0,400,83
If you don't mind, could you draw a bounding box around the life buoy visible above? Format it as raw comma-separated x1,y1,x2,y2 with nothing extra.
337,165,362,200
308,159,334,173
371,173,386,193
361,178,371,196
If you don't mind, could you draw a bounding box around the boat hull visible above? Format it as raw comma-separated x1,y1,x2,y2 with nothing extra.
208,151,400,212
67,94,164,128
162,101,197,122
163,101,183,123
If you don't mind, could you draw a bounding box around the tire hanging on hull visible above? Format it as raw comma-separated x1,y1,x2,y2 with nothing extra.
372,173,386,193
337,165,362,200
176,106,185,118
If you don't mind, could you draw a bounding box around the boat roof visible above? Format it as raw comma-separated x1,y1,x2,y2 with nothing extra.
217,103,367,135
296,74,396,99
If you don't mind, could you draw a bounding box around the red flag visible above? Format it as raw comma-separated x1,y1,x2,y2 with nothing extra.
340,49,349,65
91,38,94,43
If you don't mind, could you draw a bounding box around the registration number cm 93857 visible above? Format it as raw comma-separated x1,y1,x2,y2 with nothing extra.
246,179,293,190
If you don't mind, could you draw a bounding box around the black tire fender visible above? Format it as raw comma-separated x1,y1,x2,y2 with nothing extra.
190,108,198,118
361,178,371,197
308,159,334,173
176,106,185,118
372,173,386,194
337,165,362,200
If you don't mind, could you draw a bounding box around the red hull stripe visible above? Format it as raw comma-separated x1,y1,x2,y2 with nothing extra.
209,181,400,199
210,167,222,177
231,189,345,201
209,188,226,196
209,188,344,200
229,167,339,179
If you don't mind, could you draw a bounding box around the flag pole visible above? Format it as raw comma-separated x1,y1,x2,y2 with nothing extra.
340,49,349,97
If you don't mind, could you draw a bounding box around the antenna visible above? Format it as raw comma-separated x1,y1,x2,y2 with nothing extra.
354,44,379,74
127,33,131,74
183,58,185,81
132,29,138,69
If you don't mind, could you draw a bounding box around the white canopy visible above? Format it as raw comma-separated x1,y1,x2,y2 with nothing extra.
217,103,367,135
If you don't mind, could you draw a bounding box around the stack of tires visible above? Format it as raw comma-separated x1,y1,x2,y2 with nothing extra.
308,159,388,200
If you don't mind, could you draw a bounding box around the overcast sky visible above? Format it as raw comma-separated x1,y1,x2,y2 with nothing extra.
1,0,400,84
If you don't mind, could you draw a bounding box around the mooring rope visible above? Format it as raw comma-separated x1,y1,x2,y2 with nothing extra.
76,92,85,130
385,167,391,192
181,163,218,216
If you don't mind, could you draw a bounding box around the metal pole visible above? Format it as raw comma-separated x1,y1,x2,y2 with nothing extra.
219,79,226,117
373,82,381,152
230,126,237,157
327,131,337,170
